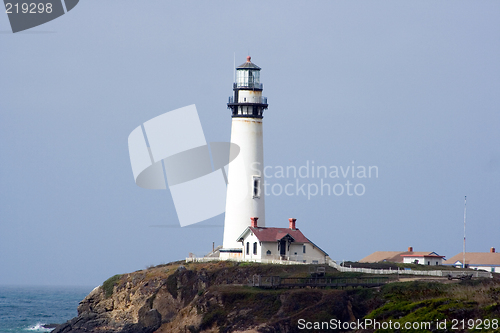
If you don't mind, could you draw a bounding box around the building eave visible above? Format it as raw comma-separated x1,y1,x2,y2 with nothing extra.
306,238,329,257
401,254,445,258
236,227,251,242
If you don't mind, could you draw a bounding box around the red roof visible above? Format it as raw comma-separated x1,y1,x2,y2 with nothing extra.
248,227,310,243
401,254,445,258
360,251,444,263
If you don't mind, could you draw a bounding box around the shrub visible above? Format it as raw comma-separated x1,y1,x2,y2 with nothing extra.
102,274,122,298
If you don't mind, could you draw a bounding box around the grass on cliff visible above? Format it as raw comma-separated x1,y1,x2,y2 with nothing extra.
102,274,122,298
364,279,500,331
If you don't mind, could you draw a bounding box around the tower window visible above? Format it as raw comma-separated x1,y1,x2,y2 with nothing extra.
252,176,261,198
236,69,260,88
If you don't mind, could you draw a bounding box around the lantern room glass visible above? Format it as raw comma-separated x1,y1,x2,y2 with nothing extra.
236,69,260,88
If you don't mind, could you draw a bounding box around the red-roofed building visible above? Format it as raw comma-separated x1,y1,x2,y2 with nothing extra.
444,248,500,273
401,252,445,266
359,247,445,266
219,217,328,264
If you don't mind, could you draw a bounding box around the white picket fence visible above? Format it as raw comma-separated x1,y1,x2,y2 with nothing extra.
184,256,492,278
185,257,305,265
326,258,492,278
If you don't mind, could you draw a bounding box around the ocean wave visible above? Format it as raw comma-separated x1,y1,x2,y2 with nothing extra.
25,323,52,332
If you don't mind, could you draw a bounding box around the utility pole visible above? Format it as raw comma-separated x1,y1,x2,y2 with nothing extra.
463,196,467,269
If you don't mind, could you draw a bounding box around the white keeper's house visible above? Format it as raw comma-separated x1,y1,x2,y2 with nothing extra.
220,217,328,264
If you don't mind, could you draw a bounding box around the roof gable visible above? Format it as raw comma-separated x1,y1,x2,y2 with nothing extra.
248,227,309,243
236,226,329,256
401,252,445,258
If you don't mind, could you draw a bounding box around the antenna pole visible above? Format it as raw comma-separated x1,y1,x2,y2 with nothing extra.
463,196,466,268
233,52,236,82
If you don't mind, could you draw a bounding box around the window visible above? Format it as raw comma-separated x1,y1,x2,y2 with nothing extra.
246,242,249,255
303,245,306,254
427,261,430,265
253,242,257,255
236,69,259,88
435,262,439,266
312,260,318,264
266,250,271,256
252,176,261,198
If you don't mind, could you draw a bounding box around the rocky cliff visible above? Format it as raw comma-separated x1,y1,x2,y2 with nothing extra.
52,261,379,333
53,261,500,333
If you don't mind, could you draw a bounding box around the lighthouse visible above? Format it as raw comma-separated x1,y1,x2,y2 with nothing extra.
222,56,268,251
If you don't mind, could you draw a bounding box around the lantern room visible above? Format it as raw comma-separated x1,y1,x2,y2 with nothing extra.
235,56,262,89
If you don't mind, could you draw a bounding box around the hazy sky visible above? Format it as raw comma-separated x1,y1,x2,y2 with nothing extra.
1,1,499,286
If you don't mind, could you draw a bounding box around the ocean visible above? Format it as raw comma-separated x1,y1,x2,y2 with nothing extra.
0,285,94,333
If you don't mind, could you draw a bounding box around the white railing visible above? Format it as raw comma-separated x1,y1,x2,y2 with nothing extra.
326,257,492,278
185,256,492,278
186,257,305,265
234,82,263,89
228,96,267,104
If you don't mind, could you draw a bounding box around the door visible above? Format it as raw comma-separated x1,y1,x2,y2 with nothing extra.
279,239,286,256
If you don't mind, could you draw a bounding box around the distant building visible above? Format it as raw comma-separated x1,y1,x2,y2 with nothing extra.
444,248,500,273
359,247,445,266
401,253,445,266
220,217,328,264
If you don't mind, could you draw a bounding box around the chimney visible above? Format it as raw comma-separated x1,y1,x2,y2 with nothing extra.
408,246,413,252
491,247,496,253
289,218,297,230
250,217,258,228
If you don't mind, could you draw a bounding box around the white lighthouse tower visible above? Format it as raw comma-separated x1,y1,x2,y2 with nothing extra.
222,56,268,252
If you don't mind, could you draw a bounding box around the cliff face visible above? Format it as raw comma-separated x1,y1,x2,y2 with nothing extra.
52,261,500,333
52,261,375,333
